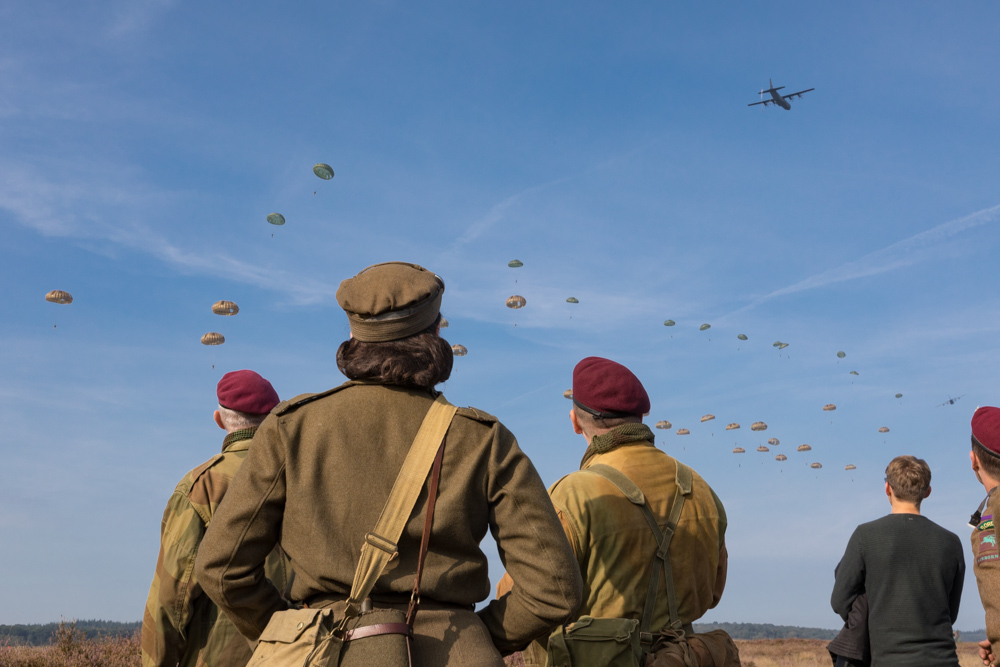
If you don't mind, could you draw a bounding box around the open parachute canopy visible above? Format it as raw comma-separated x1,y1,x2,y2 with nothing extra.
845,464,856,471
506,295,526,309
850,371,859,376
655,420,672,430
201,332,225,346
767,438,779,446
699,323,711,331
778,343,789,349
212,300,239,316
733,447,745,454
878,426,890,433
726,423,740,431
45,290,73,304
676,428,690,435
895,393,903,399
757,445,769,452
439,317,449,328
823,404,837,411
737,334,748,341
266,213,285,226
663,320,676,327
811,462,823,469
750,421,767,431
451,344,468,357
701,414,715,422
312,163,334,180
837,351,846,359
797,444,812,452
566,297,579,304
563,389,573,399
775,454,787,461
508,259,523,268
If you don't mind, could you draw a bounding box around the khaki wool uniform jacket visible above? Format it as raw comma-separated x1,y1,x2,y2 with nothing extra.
195,382,583,667
505,435,728,666
141,429,291,667
972,488,1000,651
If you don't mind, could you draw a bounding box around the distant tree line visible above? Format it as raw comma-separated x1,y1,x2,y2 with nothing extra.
0,620,140,646
693,622,987,643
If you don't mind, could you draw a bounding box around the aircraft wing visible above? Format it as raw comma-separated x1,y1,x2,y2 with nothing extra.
747,99,774,107
784,88,815,100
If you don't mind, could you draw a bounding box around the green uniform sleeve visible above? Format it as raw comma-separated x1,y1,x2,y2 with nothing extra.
140,490,205,667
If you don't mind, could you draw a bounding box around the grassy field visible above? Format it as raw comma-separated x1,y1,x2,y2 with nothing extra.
1,626,987,667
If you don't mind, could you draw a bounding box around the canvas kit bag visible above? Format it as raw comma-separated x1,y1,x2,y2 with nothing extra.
247,394,457,667
545,463,739,667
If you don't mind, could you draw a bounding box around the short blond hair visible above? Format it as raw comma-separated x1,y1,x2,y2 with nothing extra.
885,455,931,504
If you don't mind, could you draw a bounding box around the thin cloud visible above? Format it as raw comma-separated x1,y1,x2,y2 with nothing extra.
724,203,1000,320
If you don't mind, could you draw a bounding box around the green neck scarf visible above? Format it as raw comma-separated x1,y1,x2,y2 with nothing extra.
581,423,654,468
222,427,257,452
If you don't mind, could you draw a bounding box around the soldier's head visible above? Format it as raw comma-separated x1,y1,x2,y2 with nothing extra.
213,370,280,433
970,406,1000,486
569,357,649,439
335,262,452,390
884,455,932,507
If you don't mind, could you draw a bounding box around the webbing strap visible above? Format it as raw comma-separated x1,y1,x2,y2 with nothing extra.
585,462,693,635
343,395,457,622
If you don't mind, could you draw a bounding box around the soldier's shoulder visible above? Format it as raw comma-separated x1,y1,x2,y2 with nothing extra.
178,452,234,494
454,405,499,425
273,383,355,416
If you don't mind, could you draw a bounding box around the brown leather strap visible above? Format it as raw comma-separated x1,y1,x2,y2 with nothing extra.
343,622,414,641
406,438,446,625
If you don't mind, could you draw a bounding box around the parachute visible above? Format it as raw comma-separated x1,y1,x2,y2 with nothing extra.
566,297,579,304
506,295,526,309
797,444,812,452
201,332,225,346
663,320,676,327
772,341,783,348
313,163,334,180
676,428,690,435
699,324,711,331
266,213,285,226
837,351,846,359
655,420,672,430
701,414,715,422
563,389,573,399
451,344,468,356
45,290,73,304
508,259,523,268
895,393,903,399
212,300,239,316
878,426,890,433
767,438,779,446
750,421,767,431
823,404,837,411
757,445,769,452
775,454,787,461
845,464,856,471
726,423,740,431
850,371,859,376
811,462,823,469
778,343,789,350
439,317,449,328
737,334,748,341
733,447,745,454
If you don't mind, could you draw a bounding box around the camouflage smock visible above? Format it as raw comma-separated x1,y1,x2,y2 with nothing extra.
972,487,1000,652
141,428,291,667
509,427,727,666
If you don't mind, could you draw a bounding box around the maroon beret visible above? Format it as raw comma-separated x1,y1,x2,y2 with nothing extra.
217,370,279,415
972,406,1000,457
572,357,650,418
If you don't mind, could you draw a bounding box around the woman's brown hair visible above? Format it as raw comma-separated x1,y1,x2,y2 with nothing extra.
336,318,452,390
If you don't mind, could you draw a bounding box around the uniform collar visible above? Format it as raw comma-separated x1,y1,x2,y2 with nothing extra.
222,427,257,453
581,423,655,468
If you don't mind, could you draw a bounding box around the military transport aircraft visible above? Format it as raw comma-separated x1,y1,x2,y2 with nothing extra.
937,395,967,407
748,79,815,110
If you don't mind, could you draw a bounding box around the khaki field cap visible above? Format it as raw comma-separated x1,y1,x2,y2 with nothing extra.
337,262,444,342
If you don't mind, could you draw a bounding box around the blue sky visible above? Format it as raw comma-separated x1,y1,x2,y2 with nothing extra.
2,2,1000,631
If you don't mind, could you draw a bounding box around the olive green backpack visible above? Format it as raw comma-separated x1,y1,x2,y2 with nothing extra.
545,462,694,667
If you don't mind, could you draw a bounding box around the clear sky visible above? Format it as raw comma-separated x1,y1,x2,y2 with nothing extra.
2,1,999,631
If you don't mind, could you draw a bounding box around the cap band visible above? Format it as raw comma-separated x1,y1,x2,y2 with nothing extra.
573,399,634,420
348,290,442,342
973,434,1000,459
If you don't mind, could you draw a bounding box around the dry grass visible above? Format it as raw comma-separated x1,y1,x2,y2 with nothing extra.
0,622,140,667
735,638,985,667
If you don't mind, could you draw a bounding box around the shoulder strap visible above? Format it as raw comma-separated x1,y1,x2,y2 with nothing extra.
585,462,694,635
341,394,457,622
